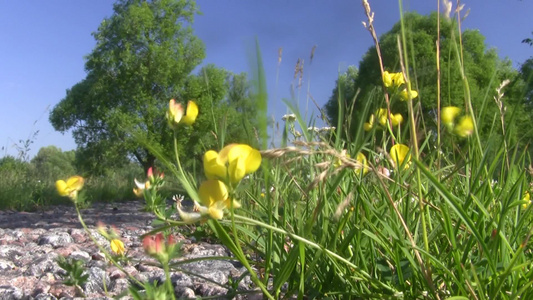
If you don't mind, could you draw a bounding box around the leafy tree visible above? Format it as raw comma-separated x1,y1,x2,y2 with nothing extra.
31,146,76,180
51,0,258,175
50,0,205,174
324,12,522,142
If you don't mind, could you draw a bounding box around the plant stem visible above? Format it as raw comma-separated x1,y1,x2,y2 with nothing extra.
232,215,397,293
75,204,143,287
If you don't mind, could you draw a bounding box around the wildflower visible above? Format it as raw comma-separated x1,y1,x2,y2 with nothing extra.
382,71,405,88
167,99,198,127
391,113,404,126
335,150,369,175
319,126,336,133
354,152,369,175
203,144,262,185
390,144,411,170
400,88,418,101
377,166,390,178
133,178,151,197
522,191,531,209
281,114,296,122
55,176,84,200
110,239,125,256
198,179,240,220
441,106,461,127
377,109,403,127
365,109,403,131
142,232,178,263
454,115,474,137
363,114,375,131
133,167,163,197
307,126,320,133
377,108,388,126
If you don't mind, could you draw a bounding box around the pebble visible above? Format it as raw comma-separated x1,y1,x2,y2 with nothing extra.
0,201,260,299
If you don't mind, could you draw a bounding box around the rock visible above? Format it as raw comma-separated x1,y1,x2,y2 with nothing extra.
24,253,61,277
0,286,25,300
83,267,112,295
0,258,16,271
0,202,259,299
37,232,73,248
69,251,90,263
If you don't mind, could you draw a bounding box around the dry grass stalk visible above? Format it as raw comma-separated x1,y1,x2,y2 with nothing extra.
494,79,511,169
309,45,316,64
361,0,394,138
334,192,353,221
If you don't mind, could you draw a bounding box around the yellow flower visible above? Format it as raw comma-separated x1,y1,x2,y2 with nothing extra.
382,71,393,87
367,109,403,129
181,100,198,125
391,72,405,87
133,178,151,197
454,115,474,138
110,239,125,255
355,152,369,175
391,113,403,126
198,179,240,220
56,176,84,200
390,144,411,169
364,114,375,131
441,106,461,127
335,150,368,175
377,108,388,126
204,144,262,185
383,71,405,88
167,99,198,127
400,88,418,101
522,191,531,209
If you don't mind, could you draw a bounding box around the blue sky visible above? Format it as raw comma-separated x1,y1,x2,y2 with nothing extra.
1,0,532,159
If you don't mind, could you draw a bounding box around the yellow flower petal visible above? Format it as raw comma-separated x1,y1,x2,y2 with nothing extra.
199,180,228,208
66,176,84,191
355,152,369,175
227,144,262,183
181,100,198,126
204,144,262,184
208,206,225,220
110,239,125,255
377,109,388,126
55,180,69,197
364,114,375,131
441,106,461,126
400,89,418,101
523,191,531,209
391,72,405,87
168,99,184,124
392,113,403,126
454,115,474,138
390,144,411,169
382,71,393,87
56,176,84,198
204,150,228,180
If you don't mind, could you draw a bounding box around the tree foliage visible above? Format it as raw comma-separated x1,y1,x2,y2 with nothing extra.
31,146,76,180
50,0,257,175
324,12,523,143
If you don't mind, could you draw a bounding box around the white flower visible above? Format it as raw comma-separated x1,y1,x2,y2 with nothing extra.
281,114,297,122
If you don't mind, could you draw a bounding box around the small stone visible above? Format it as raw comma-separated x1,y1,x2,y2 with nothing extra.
38,232,74,248
177,287,195,298
83,266,112,295
69,250,91,263
0,258,16,271
0,285,24,300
